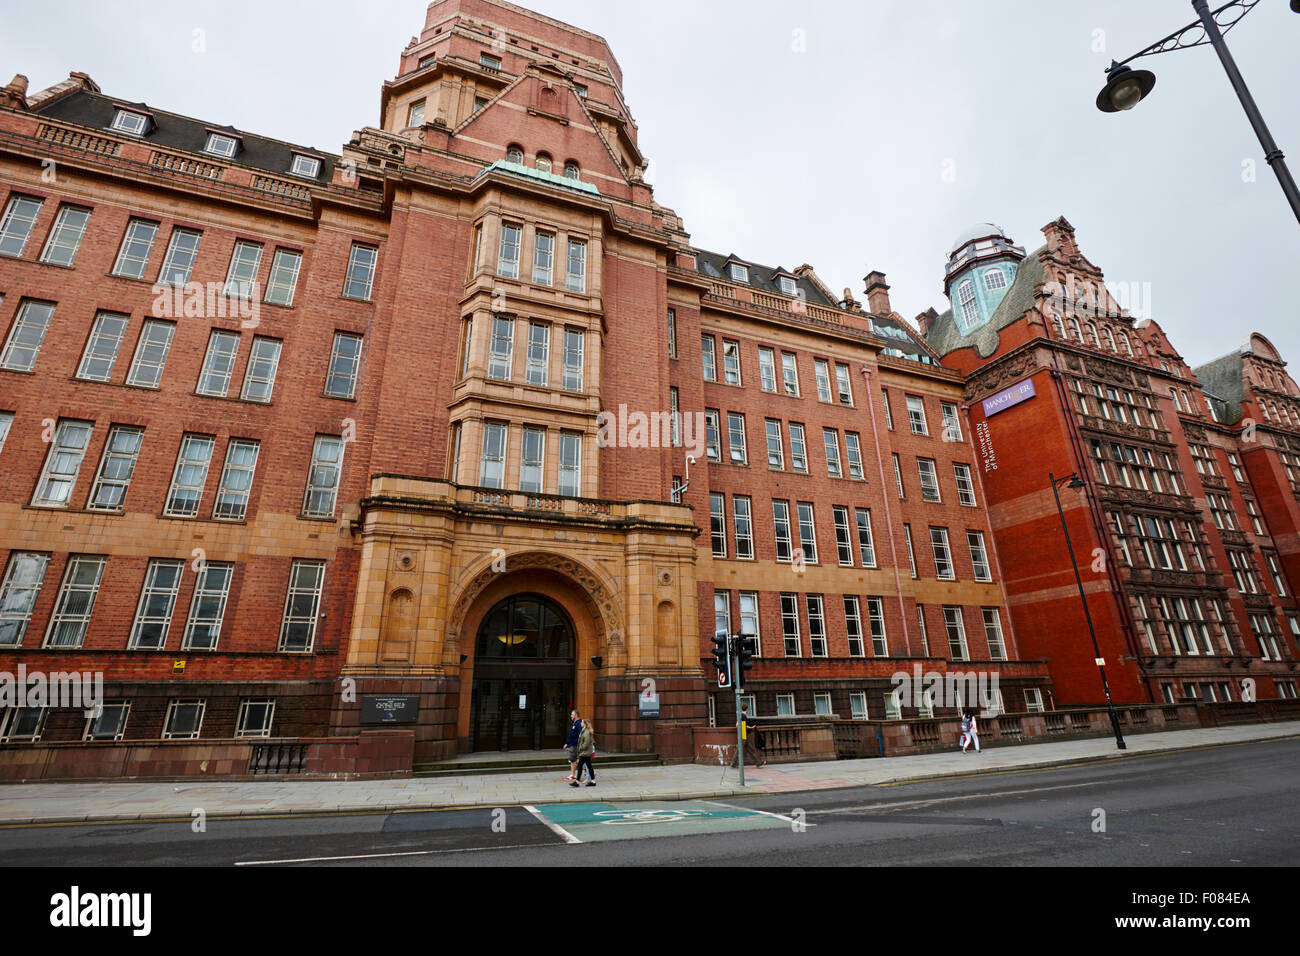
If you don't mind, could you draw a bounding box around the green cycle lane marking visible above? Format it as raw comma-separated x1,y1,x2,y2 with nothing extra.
532,801,801,843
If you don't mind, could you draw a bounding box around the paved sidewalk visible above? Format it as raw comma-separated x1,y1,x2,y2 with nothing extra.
1,721,1296,825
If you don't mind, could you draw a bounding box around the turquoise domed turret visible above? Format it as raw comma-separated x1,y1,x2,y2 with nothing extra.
943,223,1026,336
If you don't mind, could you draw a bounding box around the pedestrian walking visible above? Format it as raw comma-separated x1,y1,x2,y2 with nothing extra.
563,709,582,780
731,703,766,768
571,717,597,787
960,708,981,753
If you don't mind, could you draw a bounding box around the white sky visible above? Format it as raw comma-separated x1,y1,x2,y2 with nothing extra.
4,0,1296,369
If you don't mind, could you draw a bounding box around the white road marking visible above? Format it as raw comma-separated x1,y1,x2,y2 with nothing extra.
525,804,582,844
235,843,541,865
808,780,1106,815
705,801,816,827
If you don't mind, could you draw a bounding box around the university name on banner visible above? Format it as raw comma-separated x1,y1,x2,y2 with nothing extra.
981,377,1036,418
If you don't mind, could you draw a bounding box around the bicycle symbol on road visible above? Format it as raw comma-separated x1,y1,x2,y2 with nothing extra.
592,809,712,825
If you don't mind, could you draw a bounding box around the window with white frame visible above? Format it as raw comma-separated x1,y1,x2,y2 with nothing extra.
773,500,793,563
916,604,930,655
739,591,760,656
519,427,545,493
702,334,717,381
223,240,263,299
957,279,978,329
407,100,425,127
845,432,864,480
562,328,584,391
796,501,818,563
903,523,918,577
850,692,868,719
983,268,1006,292
343,243,378,300
917,457,941,501
814,359,832,402
789,423,808,473
128,559,184,650
325,332,363,399
158,228,202,285
279,559,325,652
781,352,799,396
727,412,747,464
162,700,206,740
833,505,854,566
196,330,240,396
709,493,727,557
776,694,795,717
758,347,777,392
182,561,234,651
239,336,282,403
881,389,894,429
844,596,864,657
2,299,56,371
497,223,521,278
892,453,905,498
722,339,741,386
43,555,107,648
1024,688,1045,713
565,238,587,293
532,230,554,286
485,316,517,382
714,589,731,637
930,527,955,579
236,700,276,738
0,195,43,257
982,607,1007,660
765,419,784,469
704,409,720,461
855,508,876,566
264,249,302,307
525,321,549,386
111,109,148,136
943,605,969,660
290,154,322,179
87,426,143,511
84,702,130,741
835,363,853,405
205,132,238,157
125,319,175,388
780,592,801,656
303,435,344,517
807,595,827,656
729,263,749,283
823,428,842,477
940,402,962,441
953,463,977,506
814,692,833,716
885,688,902,720
39,205,92,267
1,707,47,742
213,439,259,520
32,419,93,508
733,496,754,559
164,434,215,517
79,309,131,381
0,552,49,647
968,530,992,582
866,596,888,655
558,432,581,496
906,394,928,435
111,218,158,278
667,308,677,359
778,275,798,297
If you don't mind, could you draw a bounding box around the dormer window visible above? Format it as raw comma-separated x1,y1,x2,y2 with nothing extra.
480,53,501,71
204,133,238,158
777,275,797,296
957,279,978,330
407,100,426,127
506,145,524,165
535,154,552,174
983,268,1006,291
563,161,580,180
111,109,148,137
290,154,322,179
729,263,749,283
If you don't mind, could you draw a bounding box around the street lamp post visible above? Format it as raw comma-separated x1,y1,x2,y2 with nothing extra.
1096,0,1300,228
1050,471,1127,751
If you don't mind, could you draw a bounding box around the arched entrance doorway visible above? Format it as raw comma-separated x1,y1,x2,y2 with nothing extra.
469,593,575,751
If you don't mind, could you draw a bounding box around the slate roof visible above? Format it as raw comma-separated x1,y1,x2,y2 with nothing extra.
1192,349,1249,426
33,89,337,182
692,248,839,308
924,246,1046,359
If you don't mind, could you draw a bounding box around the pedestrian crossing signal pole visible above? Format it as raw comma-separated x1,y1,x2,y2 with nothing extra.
732,634,745,787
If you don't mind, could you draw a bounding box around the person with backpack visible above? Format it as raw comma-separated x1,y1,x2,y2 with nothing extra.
571,717,597,787
960,708,981,753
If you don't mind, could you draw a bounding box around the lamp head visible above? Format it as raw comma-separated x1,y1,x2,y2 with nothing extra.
1097,62,1156,113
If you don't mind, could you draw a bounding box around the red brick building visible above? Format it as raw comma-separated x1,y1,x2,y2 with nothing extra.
923,218,1298,706
0,0,1058,772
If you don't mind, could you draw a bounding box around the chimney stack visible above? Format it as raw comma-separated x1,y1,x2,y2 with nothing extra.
864,271,891,315
1,75,29,111
916,308,939,337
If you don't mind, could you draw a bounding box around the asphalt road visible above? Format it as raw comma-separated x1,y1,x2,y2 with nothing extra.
2,737,1296,867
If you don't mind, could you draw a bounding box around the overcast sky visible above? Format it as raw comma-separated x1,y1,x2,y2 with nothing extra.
5,0,1296,369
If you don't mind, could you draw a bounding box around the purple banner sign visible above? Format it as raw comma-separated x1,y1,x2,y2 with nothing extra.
982,377,1036,418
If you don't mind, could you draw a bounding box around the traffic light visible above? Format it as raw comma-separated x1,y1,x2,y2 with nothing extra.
711,630,731,688
737,634,756,689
